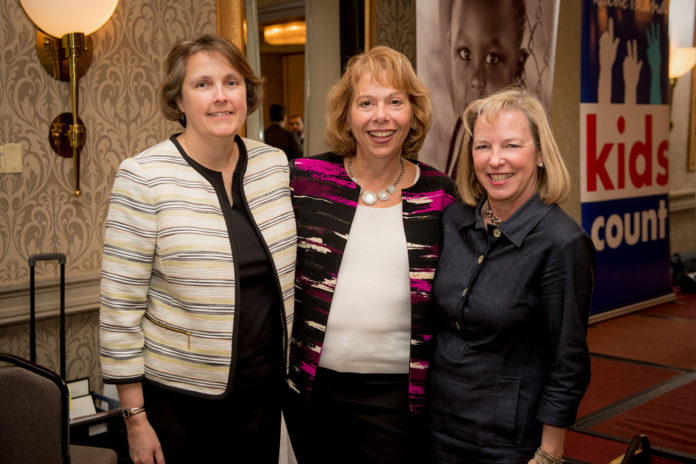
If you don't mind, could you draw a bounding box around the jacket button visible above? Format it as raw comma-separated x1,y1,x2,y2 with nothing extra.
455,321,461,331
477,255,484,264
493,228,501,238
462,288,468,296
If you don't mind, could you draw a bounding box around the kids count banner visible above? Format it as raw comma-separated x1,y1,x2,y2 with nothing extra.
580,0,672,314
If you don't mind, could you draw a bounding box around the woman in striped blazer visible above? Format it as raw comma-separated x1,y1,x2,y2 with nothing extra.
99,34,295,464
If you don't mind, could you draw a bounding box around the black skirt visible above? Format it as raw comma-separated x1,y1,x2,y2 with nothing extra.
284,367,424,464
143,374,283,464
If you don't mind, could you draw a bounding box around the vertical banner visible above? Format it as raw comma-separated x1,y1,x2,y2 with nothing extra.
580,0,672,314
416,0,560,174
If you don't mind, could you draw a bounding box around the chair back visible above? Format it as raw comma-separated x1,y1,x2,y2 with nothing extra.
0,353,71,463
620,434,651,464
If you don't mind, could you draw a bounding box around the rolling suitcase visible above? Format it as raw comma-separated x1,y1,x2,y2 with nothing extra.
29,252,67,379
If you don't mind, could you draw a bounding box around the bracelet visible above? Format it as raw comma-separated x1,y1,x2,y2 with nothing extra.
121,406,146,420
534,447,565,464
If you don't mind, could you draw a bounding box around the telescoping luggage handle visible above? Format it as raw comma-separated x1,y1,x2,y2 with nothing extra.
28,253,67,379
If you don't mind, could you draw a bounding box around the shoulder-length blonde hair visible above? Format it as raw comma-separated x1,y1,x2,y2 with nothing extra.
325,46,431,158
457,87,570,206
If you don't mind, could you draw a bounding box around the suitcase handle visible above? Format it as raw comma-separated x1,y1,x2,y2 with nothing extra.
29,253,67,379
29,253,66,266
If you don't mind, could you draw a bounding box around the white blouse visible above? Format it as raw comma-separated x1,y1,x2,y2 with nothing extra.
319,202,411,374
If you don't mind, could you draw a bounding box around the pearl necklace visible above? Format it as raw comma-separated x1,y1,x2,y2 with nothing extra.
346,157,405,205
486,206,504,225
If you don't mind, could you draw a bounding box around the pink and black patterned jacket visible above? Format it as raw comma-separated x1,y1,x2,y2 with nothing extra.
287,153,457,415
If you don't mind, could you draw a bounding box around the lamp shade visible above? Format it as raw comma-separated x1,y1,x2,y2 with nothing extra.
669,47,696,80
19,0,118,38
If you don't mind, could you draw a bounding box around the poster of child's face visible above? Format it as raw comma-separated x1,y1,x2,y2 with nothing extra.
417,0,559,175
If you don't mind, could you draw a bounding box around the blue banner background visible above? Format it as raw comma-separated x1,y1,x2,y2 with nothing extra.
581,194,672,314
581,1,669,104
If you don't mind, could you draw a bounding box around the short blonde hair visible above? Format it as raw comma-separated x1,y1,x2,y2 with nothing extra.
457,87,570,206
325,46,431,158
160,34,265,126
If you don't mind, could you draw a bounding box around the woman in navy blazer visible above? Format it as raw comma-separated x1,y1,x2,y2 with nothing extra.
430,87,596,464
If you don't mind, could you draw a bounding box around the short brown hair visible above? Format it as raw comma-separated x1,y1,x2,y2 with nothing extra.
160,33,265,126
325,46,431,159
457,86,570,206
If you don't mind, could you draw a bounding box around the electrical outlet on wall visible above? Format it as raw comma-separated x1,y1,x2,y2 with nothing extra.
0,143,23,173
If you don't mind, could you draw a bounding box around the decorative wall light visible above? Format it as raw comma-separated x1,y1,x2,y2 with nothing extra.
264,21,306,46
669,46,696,80
669,46,696,103
19,0,119,197
668,46,696,131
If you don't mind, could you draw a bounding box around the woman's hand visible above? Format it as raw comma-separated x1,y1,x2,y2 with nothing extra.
124,413,165,464
117,382,165,463
527,424,566,464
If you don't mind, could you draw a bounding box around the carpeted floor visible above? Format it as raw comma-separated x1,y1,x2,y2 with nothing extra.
567,289,696,464
565,430,631,463
642,292,696,321
586,314,696,370
575,357,681,419
590,376,696,457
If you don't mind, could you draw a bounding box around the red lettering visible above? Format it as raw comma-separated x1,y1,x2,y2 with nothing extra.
587,113,614,192
656,140,669,186
617,116,625,189
629,114,653,188
585,112,668,192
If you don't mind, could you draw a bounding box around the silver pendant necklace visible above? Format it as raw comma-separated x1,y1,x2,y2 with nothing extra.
346,157,405,205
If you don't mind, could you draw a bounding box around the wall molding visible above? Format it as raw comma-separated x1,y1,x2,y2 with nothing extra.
0,273,101,327
669,188,696,213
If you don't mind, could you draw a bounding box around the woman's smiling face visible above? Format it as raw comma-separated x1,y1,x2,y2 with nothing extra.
177,50,247,142
349,73,413,162
472,109,541,216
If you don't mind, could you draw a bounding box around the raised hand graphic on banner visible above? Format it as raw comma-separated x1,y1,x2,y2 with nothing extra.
646,22,663,104
598,17,619,103
623,39,643,104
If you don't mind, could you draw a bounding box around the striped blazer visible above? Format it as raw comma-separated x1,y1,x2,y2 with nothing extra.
287,153,457,415
99,136,296,397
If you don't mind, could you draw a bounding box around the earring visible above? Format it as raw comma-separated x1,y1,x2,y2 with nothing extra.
537,162,544,168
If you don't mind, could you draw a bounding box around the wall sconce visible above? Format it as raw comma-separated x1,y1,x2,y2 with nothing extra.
668,46,696,101
264,21,306,46
19,0,119,197
669,47,696,80
668,46,696,130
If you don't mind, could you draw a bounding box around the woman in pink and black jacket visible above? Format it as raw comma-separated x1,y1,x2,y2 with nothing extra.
283,46,457,464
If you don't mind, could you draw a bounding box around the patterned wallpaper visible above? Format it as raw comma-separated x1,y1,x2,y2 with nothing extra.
0,0,216,285
0,312,104,393
374,0,416,68
0,0,216,390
